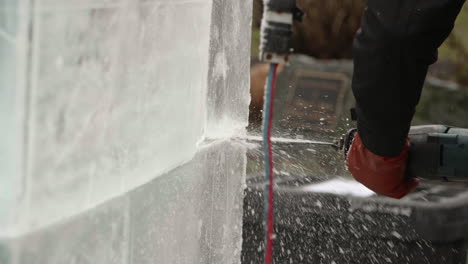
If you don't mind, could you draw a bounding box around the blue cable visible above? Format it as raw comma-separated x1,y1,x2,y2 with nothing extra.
263,63,277,263
263,64,275,223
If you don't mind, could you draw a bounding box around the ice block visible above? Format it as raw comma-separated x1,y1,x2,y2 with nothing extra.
0,0,251,263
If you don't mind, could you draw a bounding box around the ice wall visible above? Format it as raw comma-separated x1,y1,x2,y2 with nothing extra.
1,0,212,233
206,0,251,138
0,0,23,236
0,0,251,263
1,141,247,264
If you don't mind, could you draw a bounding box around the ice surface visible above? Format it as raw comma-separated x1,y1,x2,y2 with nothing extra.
1,141,246,264
206,0,251,139
303,178,375,197
0,0,251,263
0,0,23,235
26,0,213,232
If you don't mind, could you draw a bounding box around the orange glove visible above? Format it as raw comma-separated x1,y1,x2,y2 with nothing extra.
346,133,419,199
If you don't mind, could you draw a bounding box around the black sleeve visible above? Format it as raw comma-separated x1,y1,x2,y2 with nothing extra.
352,0,466,157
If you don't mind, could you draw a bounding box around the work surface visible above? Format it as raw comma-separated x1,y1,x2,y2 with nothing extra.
241,138,468,264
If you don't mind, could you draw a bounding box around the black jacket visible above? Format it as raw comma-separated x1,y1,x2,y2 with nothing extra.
352,0,466,157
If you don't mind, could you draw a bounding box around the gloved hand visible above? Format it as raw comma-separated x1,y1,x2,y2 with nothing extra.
346,132,419,199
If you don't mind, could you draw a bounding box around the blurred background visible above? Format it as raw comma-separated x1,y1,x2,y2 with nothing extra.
249,0,468,138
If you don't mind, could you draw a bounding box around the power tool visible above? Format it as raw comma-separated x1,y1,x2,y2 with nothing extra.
340,125,468,182
244,124,468,183
260,0,303,64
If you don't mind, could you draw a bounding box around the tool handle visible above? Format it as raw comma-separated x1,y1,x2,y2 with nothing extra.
340,125,468,182
408,125,468,182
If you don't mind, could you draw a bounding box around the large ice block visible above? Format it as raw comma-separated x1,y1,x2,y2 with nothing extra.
1,141,247,264
0,0,23,236
0,0,251,263
206,0,252,138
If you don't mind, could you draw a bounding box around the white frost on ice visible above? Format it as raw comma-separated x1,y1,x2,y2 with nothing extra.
303,178,375,197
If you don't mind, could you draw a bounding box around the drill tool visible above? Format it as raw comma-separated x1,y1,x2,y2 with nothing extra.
243,125,468,183
260,0,303,64
339,125,468,182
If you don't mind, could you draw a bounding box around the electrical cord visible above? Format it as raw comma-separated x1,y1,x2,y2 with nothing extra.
263,63,279,264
